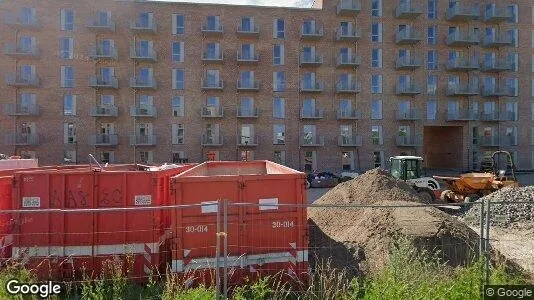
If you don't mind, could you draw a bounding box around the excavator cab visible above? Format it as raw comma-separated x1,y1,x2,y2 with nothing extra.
389,156,424,181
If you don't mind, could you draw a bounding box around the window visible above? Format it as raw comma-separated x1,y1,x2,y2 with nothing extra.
101,95,114,106
371,99,382,119
371,23,382,42
172,14,185,34
505,78,519,96
507,5,518,23
371,75,382,94
139,151,153,164
172,42,184,62
61,9,74,31
427,26,437,45
273,150,286,165
304,151,317,173
427,75,437,95
273,44,284,65
273,125,285,145
20,7,36,25
341,151,355,171
64,123,76,144
507,29,518,48
427,99,437,120
273,72,285,92
60,37,73,59
61,66,75,88
428,0,437,19
273,97,285,119
172,96,184,117
172,69,184,90
472,126,479,145
101,152,114,164
240,71,254,87
240,17,254,32
63,94,76,116
505,102,518,121
371,49,382,68
371,0,382,17
507,52,518,72
427,50,438,70
371,126,383,145
172,151,188,163
138,12,153,28
274,18,285,39
172,124,185,144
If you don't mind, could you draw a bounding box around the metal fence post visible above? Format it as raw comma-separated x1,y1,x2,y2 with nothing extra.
479,200,485,257
484,199,491,285
215,199,221,300
223,199,228,299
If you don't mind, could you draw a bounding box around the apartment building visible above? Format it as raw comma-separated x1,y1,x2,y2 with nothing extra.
0,0,533,172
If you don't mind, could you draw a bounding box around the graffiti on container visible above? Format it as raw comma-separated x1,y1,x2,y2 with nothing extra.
67,190,89,208
99,188,122,206
0,217,34,230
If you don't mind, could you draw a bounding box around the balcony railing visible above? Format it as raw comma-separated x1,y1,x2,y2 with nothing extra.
236,24,259,37
237,51,259,64
4,44,40,58
201,134,223,146
300,82,324,93
396,109,422,120
201,106,224,118
89,105,118,117
482,33,513,48
237,80,260,92
202,51,224,63
130,105,157,117
88,45,118,60
500,135,518,147
395,82,421,95
237,136,259,146
338,135,362,147
446,109,479,121
498,111,516,121
301,135,325,147
201,79,224,90
130,134,156,146
201,24,224,35
337,109,361,120
335,28,361,41
86,17,115,32
479,135,500,147
3,104,39,116
5,73,40,87
481,58,513,72
335,81,361,94
446,4,480,21
237,107,259,118
480,111,499,122
395,28,423,45
129,47,157,62
91,134,119,146
5,133,39,146
129,76,157,89
299,54,323,67
300,108,324,119
336,0,361,16
301,26,324,40
446,57,480,71
396,135,422,147
130,20,157,34
395,56,423,70
88,75,118,89
336,55,361,68
446,83,479,96
395,2,424,19
483,6,511,23
481,84,513,97
4,14,40,30
446,31,480,46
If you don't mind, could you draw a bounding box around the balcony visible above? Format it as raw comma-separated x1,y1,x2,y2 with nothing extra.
338,135,362,147
301,26,324,40
129,76,157,89
395,28,423,45
130,47,157,62
499,111,516,121
446,31,479,46
500,135,518,147
237,51,259,64
446,57,480,71
335,28,361,42
396,135,422,147
483,6,510,23
237,136,259,146
336,0,361,16
202,52,224,63
201,106,224,118
299,54,323,67
201,79,224,90
5,133,39,146
4,44,40,59
130,20,157,34
4,14,40,30
130,134,156,146
479,135,500,147
201,134,223,146
446,109,478,121
337,109,361,120
91,134,119,146
395,56,423,70
300,82,324,93
480,111,499,122
88,75,118,89
89,105,118,117
3,104,39,116
395,2,423,19
482,34,513,48
236,24,259,38
201,24,224,36
86,17,115,32
396,109,422,120
301,136,325,147
336,55,361,68
300,108,324,119
237,80,260,92
88,45,118,60
237,107,259,118
446,83,479,96
5,73,40,87
481,59,513,72
130,105,157,117
446,4,480,21
396,83,421,95
481,84,512,97
335,81,361,94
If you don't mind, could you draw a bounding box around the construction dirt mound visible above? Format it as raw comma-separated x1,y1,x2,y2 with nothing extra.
308,168,480,277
